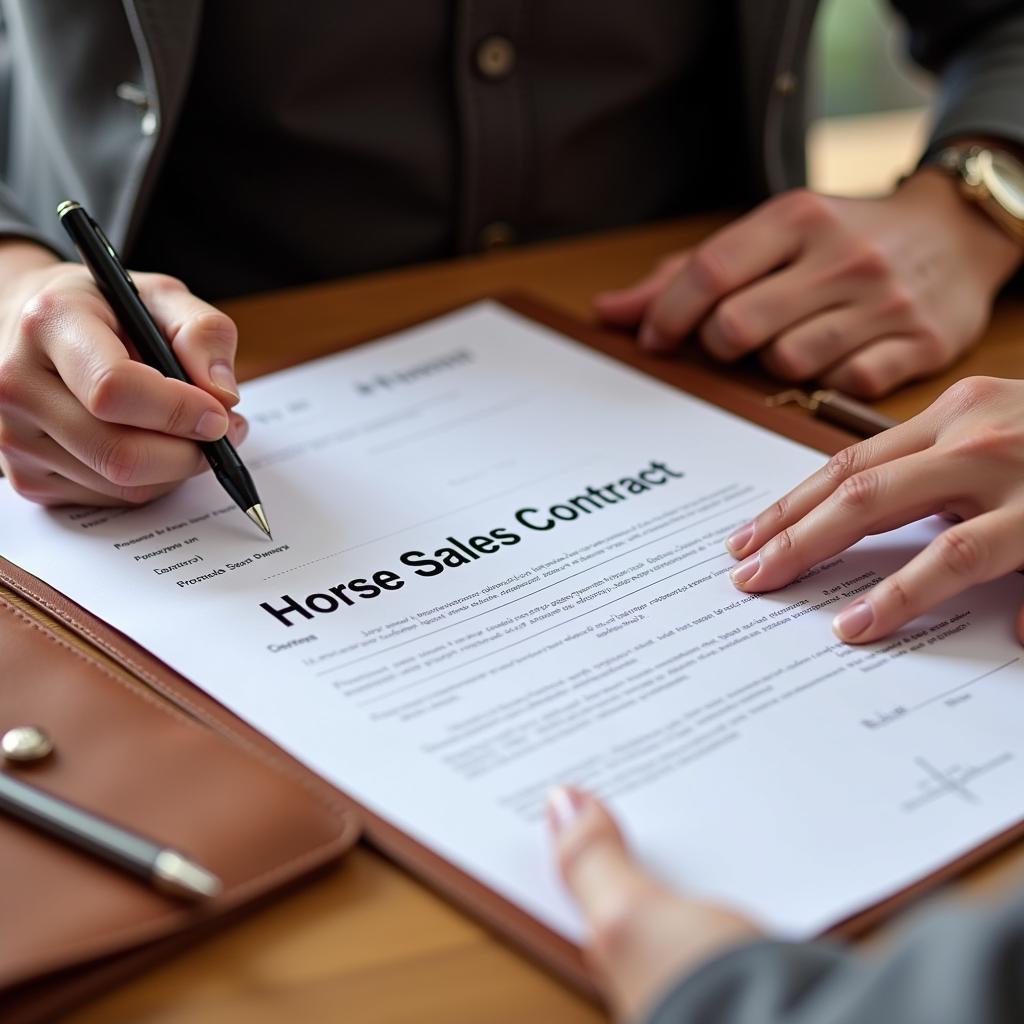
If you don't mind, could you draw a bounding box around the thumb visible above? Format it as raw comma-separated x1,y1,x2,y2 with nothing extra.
548,786,762,1021
135,274,241,409
594,253,688,328
548,786,672,1018
549,786,655,929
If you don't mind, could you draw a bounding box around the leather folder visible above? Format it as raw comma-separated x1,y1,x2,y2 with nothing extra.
3,295,1021,1019
0,577,360,1024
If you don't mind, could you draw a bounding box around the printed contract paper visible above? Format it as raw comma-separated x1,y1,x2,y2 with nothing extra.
2,302,1023,939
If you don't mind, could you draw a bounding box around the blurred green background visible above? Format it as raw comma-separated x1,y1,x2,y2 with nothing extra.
816,0,932,116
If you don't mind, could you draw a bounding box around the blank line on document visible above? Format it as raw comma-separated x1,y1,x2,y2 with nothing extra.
863,658,1021,731
367,396,528,455
249,392,456,471
910,658,1021,712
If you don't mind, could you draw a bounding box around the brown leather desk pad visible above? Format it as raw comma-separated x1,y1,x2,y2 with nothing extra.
3,295,1022,1019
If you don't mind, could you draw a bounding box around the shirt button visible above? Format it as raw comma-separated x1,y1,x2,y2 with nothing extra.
478,221,517,251
774,70,798,96
475,36,516,81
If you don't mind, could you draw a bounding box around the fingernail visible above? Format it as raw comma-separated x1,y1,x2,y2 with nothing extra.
730,553,759,587
209,360,239,400
195,409,229,440
230,415,249,444
726,522,754,554
833,600,874,640
638,323,667,351
547,786,584,834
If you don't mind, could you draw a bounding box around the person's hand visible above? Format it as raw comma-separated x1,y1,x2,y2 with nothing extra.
596,169,1022,398
725,376,1024,644
547,785,761,1021
0,240,247,506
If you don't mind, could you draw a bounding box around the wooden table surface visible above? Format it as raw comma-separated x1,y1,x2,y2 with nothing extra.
74,217,1024,1023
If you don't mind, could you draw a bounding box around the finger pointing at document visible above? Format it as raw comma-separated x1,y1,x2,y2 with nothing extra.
724,376,1024,645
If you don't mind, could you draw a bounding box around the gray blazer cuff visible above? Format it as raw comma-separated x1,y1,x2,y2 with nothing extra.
0,180,67,258
644,939,852,1024
927,12,1024,154
644,890,1024,1024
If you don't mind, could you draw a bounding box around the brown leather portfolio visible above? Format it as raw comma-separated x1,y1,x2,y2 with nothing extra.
3,296,1022,1019
0,577,361,1024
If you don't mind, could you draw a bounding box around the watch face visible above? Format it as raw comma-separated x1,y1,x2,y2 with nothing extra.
987,150,1024,220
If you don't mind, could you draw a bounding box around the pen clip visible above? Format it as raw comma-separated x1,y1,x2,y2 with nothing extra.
766,388,816,411
767,387,898,438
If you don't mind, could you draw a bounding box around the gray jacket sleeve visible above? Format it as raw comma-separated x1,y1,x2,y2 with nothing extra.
0,6,59,250
646,891,1024,1024
892,1,1024,152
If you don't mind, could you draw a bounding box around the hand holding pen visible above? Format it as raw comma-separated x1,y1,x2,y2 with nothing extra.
57,202,270,535
0,212,262,529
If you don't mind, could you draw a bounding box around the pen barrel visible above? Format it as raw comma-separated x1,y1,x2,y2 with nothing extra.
0,771,160,881
59,204,191,382
201,436,260,512
810,390,899,437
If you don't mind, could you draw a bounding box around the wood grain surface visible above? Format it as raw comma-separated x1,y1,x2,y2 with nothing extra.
72,217,1024,1023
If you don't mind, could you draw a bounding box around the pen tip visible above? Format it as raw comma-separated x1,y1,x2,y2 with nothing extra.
245,504,273,540
152,850,223,902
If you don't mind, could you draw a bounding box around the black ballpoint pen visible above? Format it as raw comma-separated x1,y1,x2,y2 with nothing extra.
56,200,272,539
0,769,221,901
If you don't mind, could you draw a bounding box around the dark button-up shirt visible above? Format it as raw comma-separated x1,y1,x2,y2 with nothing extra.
131,1,750,299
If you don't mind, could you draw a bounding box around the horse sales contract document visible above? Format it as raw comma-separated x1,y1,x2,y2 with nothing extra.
3,302,1024,939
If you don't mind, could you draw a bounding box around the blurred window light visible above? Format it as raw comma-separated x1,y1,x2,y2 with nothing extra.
809,0,932,195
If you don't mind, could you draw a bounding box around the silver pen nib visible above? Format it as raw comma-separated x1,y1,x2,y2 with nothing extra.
245,503,272,540
152,849,223,901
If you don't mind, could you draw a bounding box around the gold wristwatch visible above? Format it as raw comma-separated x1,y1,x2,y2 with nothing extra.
934,143,1024,244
